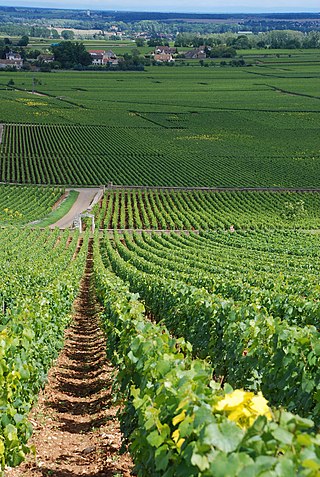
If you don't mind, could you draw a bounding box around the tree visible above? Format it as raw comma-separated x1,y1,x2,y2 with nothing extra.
18,35,29,46
147,37,163,47
135,38,145,47
26,49,41,59
303,31,320,48
7,79,15,87
51,29,60,40
257,40,266,49
61,30,75,41
231,35,252,49
210,45,236,58
51,41,92,69
18,47,27,60
131,48,140,58
266,30,303,49
174,33,193,47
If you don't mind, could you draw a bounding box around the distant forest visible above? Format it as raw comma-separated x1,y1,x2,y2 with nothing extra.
0,6,320,33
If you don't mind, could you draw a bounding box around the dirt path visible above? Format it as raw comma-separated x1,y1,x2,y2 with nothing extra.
6,242,133,477
0,124,4,144
50,188,103,229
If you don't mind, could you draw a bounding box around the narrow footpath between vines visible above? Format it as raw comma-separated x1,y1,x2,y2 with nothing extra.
7,242,133,477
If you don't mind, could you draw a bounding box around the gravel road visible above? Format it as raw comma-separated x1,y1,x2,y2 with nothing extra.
50,188,102,229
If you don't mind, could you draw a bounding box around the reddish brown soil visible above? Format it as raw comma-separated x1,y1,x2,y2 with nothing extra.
6,246,134,477
51,192,68,212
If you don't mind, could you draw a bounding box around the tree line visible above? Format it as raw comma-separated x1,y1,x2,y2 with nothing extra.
173,30,320,49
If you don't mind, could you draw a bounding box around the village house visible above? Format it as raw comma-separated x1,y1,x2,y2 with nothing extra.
37,54,55,63
6,51,22,61
153,52,174,63
154,46,177,55
184,47,207,60
88,49,104,65
88,49,118,66
103,50,118,66
0,51,24,70
136,32,148,39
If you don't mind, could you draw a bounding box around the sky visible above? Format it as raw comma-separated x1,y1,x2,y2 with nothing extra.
6,1,320,13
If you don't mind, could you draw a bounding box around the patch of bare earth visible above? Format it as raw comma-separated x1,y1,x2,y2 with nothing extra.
6,243,134,477
51,192,68,212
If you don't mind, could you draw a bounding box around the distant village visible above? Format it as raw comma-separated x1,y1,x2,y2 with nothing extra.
1,22,319,71
0,44,211,71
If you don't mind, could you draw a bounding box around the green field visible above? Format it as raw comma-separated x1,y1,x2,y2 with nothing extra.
0,57,320,187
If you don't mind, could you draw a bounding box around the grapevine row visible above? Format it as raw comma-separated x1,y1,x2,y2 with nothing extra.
93,232,320,477
100,230,320,419
0,228,89,472
0,184,62,225
94,189,320,230
2,122,320,187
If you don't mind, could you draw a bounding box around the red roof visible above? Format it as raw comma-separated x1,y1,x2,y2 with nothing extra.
88,50,105,55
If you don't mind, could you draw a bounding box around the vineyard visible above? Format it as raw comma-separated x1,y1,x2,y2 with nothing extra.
100,229,320,419
0,228,88,470
92,229,320,476
1,54,320,476
94,189,320,230
3,227,320,476
0,63,320,187
0,184,62,225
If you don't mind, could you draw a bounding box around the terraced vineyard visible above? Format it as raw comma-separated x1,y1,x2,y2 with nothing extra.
94,189,320,230
0,184,62,225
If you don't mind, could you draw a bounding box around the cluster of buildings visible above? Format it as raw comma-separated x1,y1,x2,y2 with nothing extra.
183,47,207,60
0,51,24,70
152,45,207,62
153,46,177,62
0,45,207,71
0,51,56,70
88,49,118,66
0,49,119,71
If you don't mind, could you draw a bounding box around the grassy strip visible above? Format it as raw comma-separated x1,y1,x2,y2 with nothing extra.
33,190,79,227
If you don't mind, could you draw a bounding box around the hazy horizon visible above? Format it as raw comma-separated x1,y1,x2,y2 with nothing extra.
4,1,320,14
